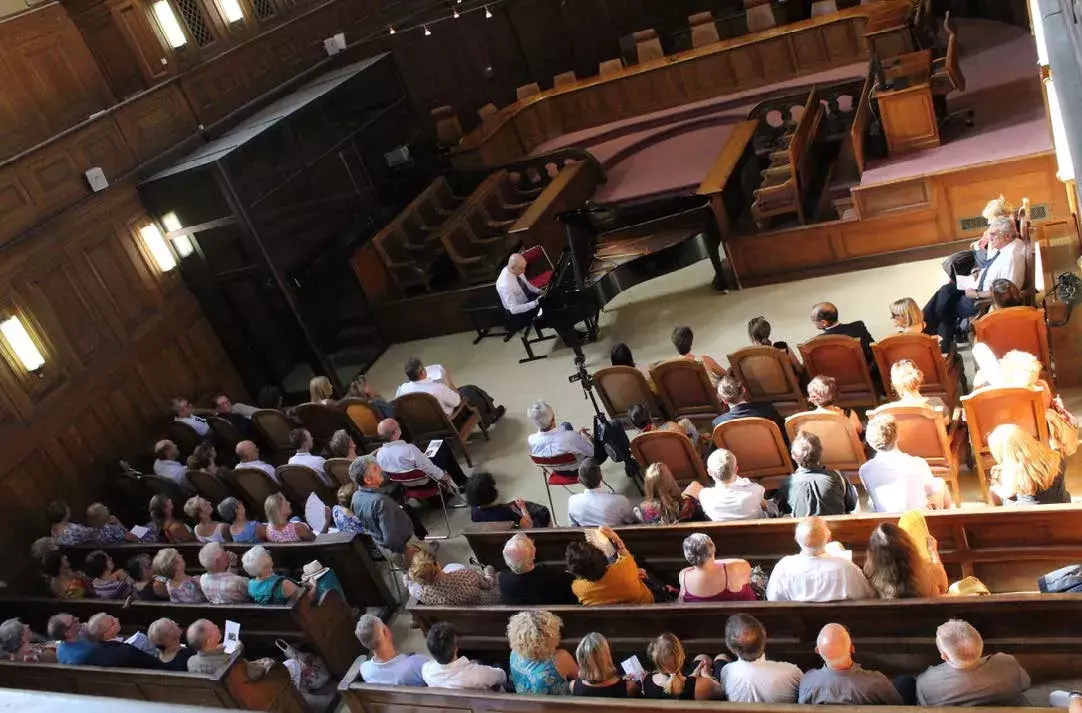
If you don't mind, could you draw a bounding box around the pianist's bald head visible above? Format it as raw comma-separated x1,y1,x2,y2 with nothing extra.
508,253,526,274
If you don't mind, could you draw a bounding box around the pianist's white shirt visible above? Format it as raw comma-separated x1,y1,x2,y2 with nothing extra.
496,266,541,315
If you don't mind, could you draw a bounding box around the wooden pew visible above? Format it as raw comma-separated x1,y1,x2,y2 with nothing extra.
463,504,1082,593
61,532,396,616
0,590,361,678
507,159,606,261
408,594,1082,679
0,652,310,712
751,87,824,227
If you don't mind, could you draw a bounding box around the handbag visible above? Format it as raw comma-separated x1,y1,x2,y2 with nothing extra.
275,639,331,691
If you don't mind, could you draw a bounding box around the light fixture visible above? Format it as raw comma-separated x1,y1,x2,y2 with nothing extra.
172,234,195,258
161,211,182,233
139,224,178,272
388,24,395,34
152,0,188,48
452,6,459,18
0,316,44,372
1044,77,1075,182
484,5,492,18
218,0,244,23
1028,0,1048,66
424,25,431,35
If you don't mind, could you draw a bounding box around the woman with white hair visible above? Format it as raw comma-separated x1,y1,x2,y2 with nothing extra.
148,617,194,670
678,533,755,602
242,545,304,603
498,533,577,605
0,618,55,662
153,548,206,603
508,611,577,694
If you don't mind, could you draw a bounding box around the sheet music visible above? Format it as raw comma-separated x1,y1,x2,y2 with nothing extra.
955,274,977,291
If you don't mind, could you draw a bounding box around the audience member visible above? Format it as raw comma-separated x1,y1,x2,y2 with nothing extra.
287,428,328,481
186,443,219,477
810,302,875,368
466,472,550,529
889,297,926,334
422,622,507,690
990,278,1024,310
309,375,336,405
798,623,902,704
84,550,133,599
355,614,428,686
566,526,654,605
350,455,422,554
678,533,755,602
567,459,634,526
916,619,1031,706
49,614,93,665
153,547,206,603
627,403,651,432
698,449,769,521
499,533,577,605
125,554,167,600
635,462,704,524
46,500,98,547
346,373,396,420
332,483,369,534
213,392,254,433
992,350,1078,455
712,375,786,435
527,401,605,467
235,441,277,481
148,494,195,543
571,632,637,697
669,326,726,384
187,618,274,679
863,522,948,599
242,545,303,604
859,414,951,512
172,396,210,436
84,613,165,669
766,517,875,602
185,496,229,543
508,610,578,695
396,357,505,428
376,418,462,489
889,359,949,416
718,614,802,703
610,342,655,389
264,492,315,542
780,431,856,517
85,502,136,544
0,618,55,662
42,551,90,599
327,429,357,459
748,316,805,377
405,549,502,605
805,375,863,435
217,497,266,543
989,423,1070,505
643,632,722,700
198,542,251,603
148,617,195,670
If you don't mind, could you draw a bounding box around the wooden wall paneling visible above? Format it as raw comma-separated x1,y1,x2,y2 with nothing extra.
14,148,89,223
679,52,736,102
822,17,863,59
727,44,765,88
504,0,577,87
0,58,50,161
70,118,139,178
852,176,931,217
790,24,830,67
728,225,838,277
838,209,941,257
620,66,686,117
758,35,797,82
941,154,1061,239
76,223,162,342
67,0,155,98
0,167,38,244
112,84,198,162
105,0,175,87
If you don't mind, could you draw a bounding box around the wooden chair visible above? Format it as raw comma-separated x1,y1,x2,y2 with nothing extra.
798,335,880,409
727,346,808,416
167,420,202,458
392,392,486,467
276,464,334,510
440,220,504,284
930,20,974,131
810,0,838,16
515,82,541,100
648,359,723,430
325,457,353,487
744,0,776,32
599,58,623,76
630,430,708,487
592,366,663,422
338,397,383,441
295,402,349,450
553,70,577,87
712,418,793,489
866,404,964,505
431,104,463,147
961,385,1049,504
223,467,282,521
688,11,719,48
871,332,962,408
139,474,190,502
207,416,242,452
251,409,295,456
785,410,866,475
186,469,233,504
633,29,664,63
373,230,435,294
972,306,1050,368
477,103,498,124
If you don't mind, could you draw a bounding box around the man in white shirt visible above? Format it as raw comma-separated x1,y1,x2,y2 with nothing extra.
235,440,278,482
718,613,802,703
421,622,506,690
395,357,505,428
171,397,210,436
924,217,1027,352
766,516,876,602
859,414,951,512
496,253,542,317
375,418,461,490
526,400,602,467
567,459,634,526
152,439,194,493
287,429,331,484
699,449,768,521
355,614,428,686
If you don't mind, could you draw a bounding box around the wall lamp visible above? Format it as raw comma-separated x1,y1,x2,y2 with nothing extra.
0,315,45,373
139,223,178,272
152,0,188,48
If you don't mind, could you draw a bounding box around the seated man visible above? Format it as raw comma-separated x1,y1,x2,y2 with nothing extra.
287,428,329,482
711,375,786,437
718,613,802,703
810,302,876,373
83,613,165,669
375,418,462,489
799,623,902,704
916,619,1031,706
396,357,505,428
214,392,255,430
859,414,951,512
924,217,1026,352
171,396,210,437
186,619,273,679
567,459,634,527
766,517,875,602
779,431,856,517
496,253,542,319
152,439,192,492
526,400,605,467
349,454,425,555
48,614,93,665
670,326,727,384
499,533,577,605
355,614,428,686
198,542,250,604
421,622,507,690
699,449,769,521
235,440,277,481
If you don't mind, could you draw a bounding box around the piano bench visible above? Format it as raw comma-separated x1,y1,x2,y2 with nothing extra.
462,290,511,344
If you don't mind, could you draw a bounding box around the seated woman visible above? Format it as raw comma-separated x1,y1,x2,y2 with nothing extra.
326,429,357,460
507,610,578,695
125,554,167,600
804,375,863,435
889,297,927,335
627,403,652,433
332,483,368,533
991,278,1024,310
217,497,266,544
988,424,1070,505
0,618,56,663
670,326,726,385
677,533,755,602
185,496,229,543
310,375,337,406
84,550,133,600
571,632,638,697
748,316,805,380
643,633,722,701
153,547,206,603
345,374,395,420
465,472,550,529
242,545,305,604
889,359,948,416
862,522,948,598
85,503,137,544
994,350,1078,456
46,501,98,547
186,442,220,477
148,494,196,543
565,526,655,605
635,463,703,524
42,551,90,599
610,343,656,391
404,549,502,605
264,492,315,542
148,618,194,671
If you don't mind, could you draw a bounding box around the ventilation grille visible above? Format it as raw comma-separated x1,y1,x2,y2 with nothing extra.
1030,203,1050,220
959,216,987,232
957,203,1052,232
251,0,275,20
176,0,215,46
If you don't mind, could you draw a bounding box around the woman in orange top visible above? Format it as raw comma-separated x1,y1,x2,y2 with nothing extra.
565,526,654,605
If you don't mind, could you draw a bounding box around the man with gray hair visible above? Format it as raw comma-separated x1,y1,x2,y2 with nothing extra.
354,614,428,685
50,613,93,665
187,618,274,679
526,400,604,467
698,448,769,521
375,418,461,490
780,431,856,517
799,623,901,704
916,619,1030,706
498,533,576,605
766,516,875,602
349,454,422,552
197,542,250,604
83,613,164,669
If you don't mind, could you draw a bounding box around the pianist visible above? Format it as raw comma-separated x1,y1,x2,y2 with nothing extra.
497,253,589,356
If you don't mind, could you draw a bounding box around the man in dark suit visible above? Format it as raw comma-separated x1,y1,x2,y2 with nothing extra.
810,302,876,369
711,375,788,442
82,613,166,670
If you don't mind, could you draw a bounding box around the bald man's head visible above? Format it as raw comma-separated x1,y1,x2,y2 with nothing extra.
811,302,839,328
376,419,401,441
815,623,854,669
508,253,526,275
795,517,830,552
235,440,258,462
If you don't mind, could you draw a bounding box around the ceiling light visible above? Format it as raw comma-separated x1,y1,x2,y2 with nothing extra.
152,0,188,48
162,211,182,232
452,7,459,18
1028,0,1048,66
1044,77,1075,182
139,224,177,272
484,5,492,18
0,316,44,372
218,0,243,22
172,234,195,258
424,25,431,35
388,24,395,34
